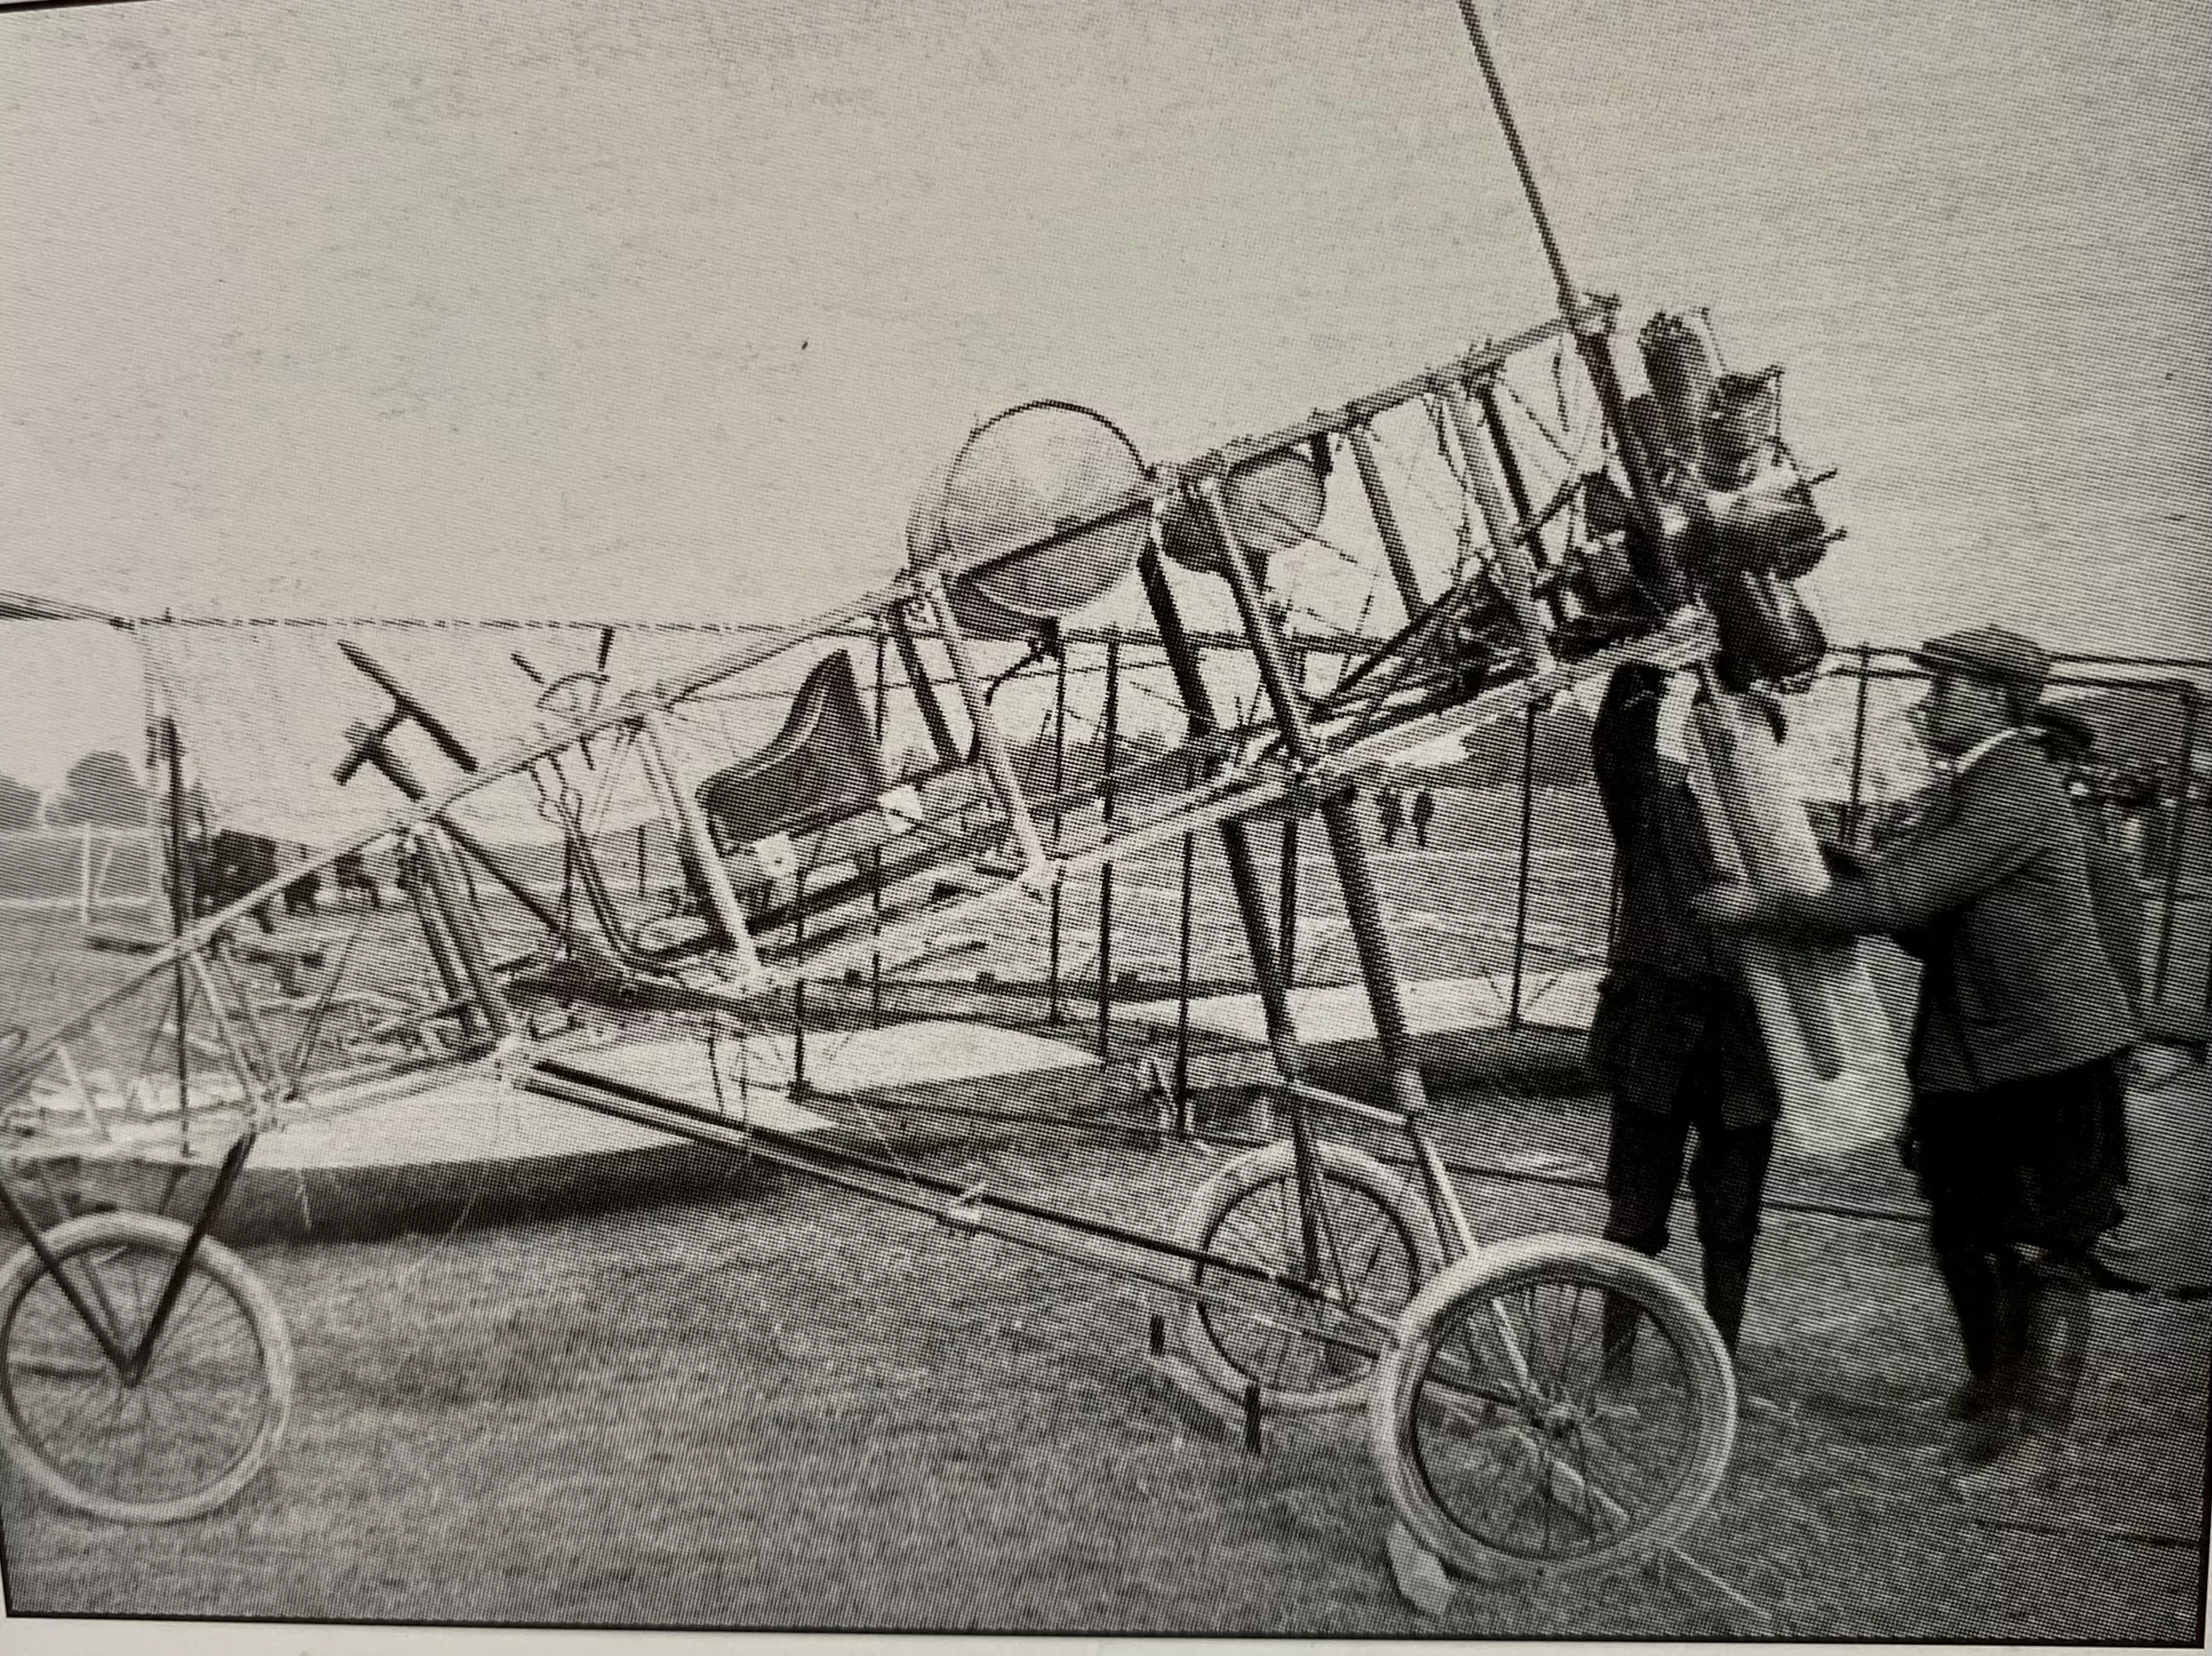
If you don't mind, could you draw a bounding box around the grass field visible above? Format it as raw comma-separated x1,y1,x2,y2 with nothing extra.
2,1049,2207,1638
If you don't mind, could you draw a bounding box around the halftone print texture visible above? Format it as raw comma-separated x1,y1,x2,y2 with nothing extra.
1,0,2207,1647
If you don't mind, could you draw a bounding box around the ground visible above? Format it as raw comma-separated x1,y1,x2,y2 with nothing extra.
3,1043,2206,1639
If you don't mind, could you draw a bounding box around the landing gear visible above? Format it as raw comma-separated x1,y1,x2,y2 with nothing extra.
1174,1141,1440,1413
0,1212,294,1524
1369,1236,1735,1583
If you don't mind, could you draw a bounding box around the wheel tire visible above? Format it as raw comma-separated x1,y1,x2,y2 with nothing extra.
1368,1235,1735,1583
0,1211,294,1524
1173,1140,1441,1413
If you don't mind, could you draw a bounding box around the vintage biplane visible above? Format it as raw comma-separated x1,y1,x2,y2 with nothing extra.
0,2,1911,1600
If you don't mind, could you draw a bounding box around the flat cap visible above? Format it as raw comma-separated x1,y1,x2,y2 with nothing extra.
2034,702,2101,759
1911,624,2049,708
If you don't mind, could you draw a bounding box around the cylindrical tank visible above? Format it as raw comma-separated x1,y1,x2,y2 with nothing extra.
1159,444,1327,575
921,402,1149,626
905,460,1034,640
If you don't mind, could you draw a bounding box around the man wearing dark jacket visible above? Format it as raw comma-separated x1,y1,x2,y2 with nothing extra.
2035,706,2146,1022
1696,626,2138,1486
1588,662,1780,1361
2036,704,2143,1212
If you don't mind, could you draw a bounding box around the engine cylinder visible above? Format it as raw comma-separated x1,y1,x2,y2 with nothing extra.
1638,313,1721,478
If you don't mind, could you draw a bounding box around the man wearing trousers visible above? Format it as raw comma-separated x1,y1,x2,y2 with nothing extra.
1588,662,1780,1363
1696,626,2137,1488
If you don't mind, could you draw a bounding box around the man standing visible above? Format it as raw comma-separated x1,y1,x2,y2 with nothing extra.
1410,788,1437,851
1587,662,1780,1363
2035,704,2144,1224
1696,626,2137,1488
1377,785,1404,849
2034,706,2146,1023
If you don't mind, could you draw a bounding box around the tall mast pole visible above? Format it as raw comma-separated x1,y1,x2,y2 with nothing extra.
1446,1,1681,601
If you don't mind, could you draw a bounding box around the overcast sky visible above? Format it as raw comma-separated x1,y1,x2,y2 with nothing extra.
3,0,2207,794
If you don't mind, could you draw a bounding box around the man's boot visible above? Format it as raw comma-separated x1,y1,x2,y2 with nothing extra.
1953,1254,2034,1468
1944,1372,1995,1422
1952,1366,2022,1468
2021,1258,2095,1439
1701,1248,1751,1358
1953,1255,2090,1494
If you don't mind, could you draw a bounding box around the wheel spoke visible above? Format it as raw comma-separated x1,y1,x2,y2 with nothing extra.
1188,1150,1428,1409
1389,1251,1728,1578
3,1226,286,1519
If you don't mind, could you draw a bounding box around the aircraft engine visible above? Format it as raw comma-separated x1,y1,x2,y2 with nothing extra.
1629,312,1834,688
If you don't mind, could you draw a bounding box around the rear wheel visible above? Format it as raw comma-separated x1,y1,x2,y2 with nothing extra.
1368,1235,1734,1582
0,1211,293,1524
1174,1140,1440,1413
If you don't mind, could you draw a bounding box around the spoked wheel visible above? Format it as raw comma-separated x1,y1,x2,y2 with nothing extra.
1174,1140,1440,1413
1369,1236,1735,1582
0,1212,294,1524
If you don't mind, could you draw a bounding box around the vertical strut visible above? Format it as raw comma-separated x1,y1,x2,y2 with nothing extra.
415,828,516,1043
1347,423,1427,622
792,865,809,1097
1200,480,1321,762
403,840,474,1036
1279,641,1306,990
1843,642,1873,846
889,604,963,766
1508,704,1537,1029
1175,749,1196,1111
1048,642,1069,1023
921,574,1051,881
1475,374,1573,628
2152,682,2198,1004
1472,376,1546,565
163,717,192,1155
871,625,888,1028
636,709,761,977
1097,628,1122,1061
1135,546,1306,1090
1436,373,1552,671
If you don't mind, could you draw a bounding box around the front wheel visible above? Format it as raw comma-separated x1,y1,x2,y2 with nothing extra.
1368,1235,1735,1583
0,1211,294,1524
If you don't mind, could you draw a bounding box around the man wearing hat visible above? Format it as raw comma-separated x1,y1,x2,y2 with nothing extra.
1695,624,2138,1487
